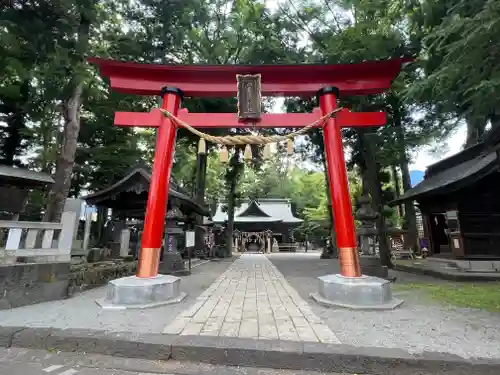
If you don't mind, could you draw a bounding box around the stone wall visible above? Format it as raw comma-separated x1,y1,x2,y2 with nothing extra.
0,262,70,309
68,260,137,296
0,259,137,310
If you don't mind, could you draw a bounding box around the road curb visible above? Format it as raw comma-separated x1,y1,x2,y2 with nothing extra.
0,326,499,374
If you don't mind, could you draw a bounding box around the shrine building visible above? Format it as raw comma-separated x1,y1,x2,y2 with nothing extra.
83,166,209,258
394,126,500,259
212,198,302,252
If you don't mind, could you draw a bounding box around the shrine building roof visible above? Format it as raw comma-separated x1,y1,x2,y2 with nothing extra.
212,199,302,224
392,128,500,204
89,57,411,97
82,167,209,217
0,165,54,187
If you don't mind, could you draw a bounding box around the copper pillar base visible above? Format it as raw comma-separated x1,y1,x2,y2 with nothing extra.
338,247,362,277
136,247,160,278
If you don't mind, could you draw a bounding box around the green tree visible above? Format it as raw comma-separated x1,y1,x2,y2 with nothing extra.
276,0,433,264
0,1,66,166
408,0,500,146
41,0,101,222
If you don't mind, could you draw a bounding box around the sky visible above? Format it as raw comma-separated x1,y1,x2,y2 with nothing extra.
409,124,467,170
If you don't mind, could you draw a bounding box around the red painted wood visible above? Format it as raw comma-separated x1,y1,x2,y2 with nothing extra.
320,91,361,277
337,109,386,127
89,57,411,97
114,108,386,129
109,77,392,97
115,109,163,127
136,91,181,278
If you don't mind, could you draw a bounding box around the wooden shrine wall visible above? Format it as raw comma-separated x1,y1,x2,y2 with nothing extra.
457,173,500,256
417,172,500,257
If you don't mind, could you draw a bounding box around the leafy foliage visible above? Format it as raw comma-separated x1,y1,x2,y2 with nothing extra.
1,0,497,254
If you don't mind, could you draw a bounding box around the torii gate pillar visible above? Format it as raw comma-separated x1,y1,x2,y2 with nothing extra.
137,87,182,278
318,87,360,277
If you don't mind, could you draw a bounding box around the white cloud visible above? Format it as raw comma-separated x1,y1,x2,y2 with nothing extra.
409,124,467,171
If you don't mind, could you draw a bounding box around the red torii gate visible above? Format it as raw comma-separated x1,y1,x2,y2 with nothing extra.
90,58,407,279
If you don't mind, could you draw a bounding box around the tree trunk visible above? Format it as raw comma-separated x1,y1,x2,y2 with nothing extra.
358,130,392,268
43,11,90,222
43,83,84,222
391,165,403,219
225,174,237,257
223,149,243,257
400,156,419,249
465,113,487,147
392,102,419,253
194,152,208,254
361,168,370,196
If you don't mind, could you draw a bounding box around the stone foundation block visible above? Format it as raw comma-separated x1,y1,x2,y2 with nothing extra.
96,274,187,310
310,273,403,310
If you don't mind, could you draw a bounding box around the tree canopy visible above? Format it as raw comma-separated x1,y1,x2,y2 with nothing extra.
1,0,497,247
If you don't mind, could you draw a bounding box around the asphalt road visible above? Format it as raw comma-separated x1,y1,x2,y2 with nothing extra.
0,347,343,375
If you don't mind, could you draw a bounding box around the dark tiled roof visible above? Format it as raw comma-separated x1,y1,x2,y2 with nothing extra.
393,126,500,204
212,199,302,224
0,165,54,186
82,167,209,216
393,152,497,203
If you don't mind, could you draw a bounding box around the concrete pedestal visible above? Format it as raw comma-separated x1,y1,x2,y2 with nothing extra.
159,252,190,276
96,275,187,310
310,274,403,310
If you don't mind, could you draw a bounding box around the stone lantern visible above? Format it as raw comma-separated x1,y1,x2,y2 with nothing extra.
355,195,378,255
355,195,388,278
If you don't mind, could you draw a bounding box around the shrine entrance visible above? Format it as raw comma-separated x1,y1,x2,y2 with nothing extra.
233,230,274,253
243,232,265,253
90,58,408,281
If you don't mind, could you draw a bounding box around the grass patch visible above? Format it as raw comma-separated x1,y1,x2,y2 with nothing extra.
393,282,500,312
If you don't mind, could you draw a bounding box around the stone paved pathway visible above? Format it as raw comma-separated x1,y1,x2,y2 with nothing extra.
163,254,340,343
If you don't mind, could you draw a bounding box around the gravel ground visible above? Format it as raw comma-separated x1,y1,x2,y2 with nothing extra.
267,252,500,359
0,259,235,334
